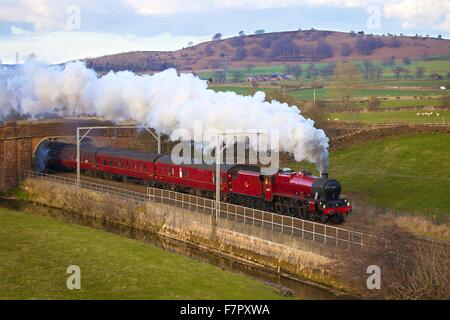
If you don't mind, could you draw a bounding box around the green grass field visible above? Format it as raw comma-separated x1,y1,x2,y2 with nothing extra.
352,99,441,109
369,80,450,88
0,208,288,300
288,133,450,216
211,85,443,102
329,110,450,124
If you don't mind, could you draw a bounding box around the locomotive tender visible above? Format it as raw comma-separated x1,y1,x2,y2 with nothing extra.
35,141,352,223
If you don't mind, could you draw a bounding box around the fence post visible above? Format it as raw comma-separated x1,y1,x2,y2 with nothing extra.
302,220,304,239
336,228,338,247
313,223,315,241
348,231,351,250
291,217,293,235
271,213,274,230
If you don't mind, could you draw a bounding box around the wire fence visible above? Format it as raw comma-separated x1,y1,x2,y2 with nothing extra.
27,171,450,252
147,187,384,249
25,171,385,250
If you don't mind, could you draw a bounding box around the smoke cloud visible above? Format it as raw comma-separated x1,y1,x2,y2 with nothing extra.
0,60,329,171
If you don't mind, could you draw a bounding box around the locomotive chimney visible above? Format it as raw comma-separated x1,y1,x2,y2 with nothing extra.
319,153,329,179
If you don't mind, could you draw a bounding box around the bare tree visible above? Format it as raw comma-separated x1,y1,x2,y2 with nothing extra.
393,67,404,80
212,33,222,41
439,93,450,107
416,67,426,79
330,62,362,109
284,64,303,79
367,96,381,110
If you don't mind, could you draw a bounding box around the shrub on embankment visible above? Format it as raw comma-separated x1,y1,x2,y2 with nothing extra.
336,220,449,300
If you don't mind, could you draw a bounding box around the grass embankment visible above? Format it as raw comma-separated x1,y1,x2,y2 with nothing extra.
329,110,450,124
0,208,288,300
288,133,450,218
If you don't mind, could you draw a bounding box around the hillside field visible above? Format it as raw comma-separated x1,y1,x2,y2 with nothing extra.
85,30,450,73
202,55,450,82
288,133,450,217
0,208,288,300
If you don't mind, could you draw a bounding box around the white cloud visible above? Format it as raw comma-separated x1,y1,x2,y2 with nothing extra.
122,0,367,15
10,26,32,35
120,0,450,31
384,0,450,30
0,0,122,31
0,0,449,33
0,31,210,64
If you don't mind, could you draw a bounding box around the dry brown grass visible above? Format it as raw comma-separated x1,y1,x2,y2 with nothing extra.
22,179,165,232
346,199,450,242
337,217,449,299
392,215,450,242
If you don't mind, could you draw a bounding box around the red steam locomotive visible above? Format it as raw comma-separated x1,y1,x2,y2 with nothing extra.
35,141,352,223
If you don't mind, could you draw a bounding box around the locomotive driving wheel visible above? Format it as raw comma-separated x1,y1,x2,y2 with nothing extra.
298,207,309,220
320,214,328,224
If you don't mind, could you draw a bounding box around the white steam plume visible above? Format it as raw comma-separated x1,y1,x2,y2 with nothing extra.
0,60,329,171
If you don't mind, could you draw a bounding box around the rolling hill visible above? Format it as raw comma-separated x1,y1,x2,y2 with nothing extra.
84,30,450,74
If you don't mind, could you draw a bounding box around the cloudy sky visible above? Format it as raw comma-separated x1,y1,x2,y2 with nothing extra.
1,0,449,64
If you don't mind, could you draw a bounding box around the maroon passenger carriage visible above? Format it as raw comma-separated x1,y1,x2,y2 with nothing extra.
35,141,352,223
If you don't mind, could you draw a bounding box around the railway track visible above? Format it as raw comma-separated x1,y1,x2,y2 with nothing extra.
30,171,449,251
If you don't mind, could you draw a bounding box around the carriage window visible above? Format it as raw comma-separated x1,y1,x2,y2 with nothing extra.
103,160,107,165
109,160,112,166
119,160,123,168
172,168,175,176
